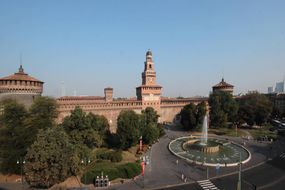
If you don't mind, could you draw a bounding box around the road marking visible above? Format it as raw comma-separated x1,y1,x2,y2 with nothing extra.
280,153,285,159
198,179,220,190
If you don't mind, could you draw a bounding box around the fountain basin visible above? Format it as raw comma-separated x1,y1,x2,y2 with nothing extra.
169,136,251,167
183,140,220,153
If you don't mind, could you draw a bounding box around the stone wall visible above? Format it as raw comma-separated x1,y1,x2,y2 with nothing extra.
56,97,208,133
0,93,39,108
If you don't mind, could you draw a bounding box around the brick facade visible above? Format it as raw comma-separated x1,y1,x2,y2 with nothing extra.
56,51,208,132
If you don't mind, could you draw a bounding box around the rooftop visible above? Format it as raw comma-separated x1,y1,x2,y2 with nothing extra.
213,78,234,88
0,65,43,83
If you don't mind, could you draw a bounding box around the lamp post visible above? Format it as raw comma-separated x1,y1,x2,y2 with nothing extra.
237,152,242,190
17,158,25,190
81,158,91,185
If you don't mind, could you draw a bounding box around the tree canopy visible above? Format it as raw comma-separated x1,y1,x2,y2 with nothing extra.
0,99,28,174
141,107,160,144
0,97,58,174
61,107,106,152
24,128,80,188
180,102,207,130
209,91,238,128
116,110,140,150
238,93,272,125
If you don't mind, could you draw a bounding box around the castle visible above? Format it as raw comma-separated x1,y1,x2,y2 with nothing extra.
0,65,43,107
1,51,235,132
56,50,208,132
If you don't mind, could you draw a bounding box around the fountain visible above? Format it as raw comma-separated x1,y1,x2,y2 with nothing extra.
200,115,208,145
183,115,220,153
168,115,251,167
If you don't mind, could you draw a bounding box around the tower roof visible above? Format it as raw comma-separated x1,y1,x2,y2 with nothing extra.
146,49,152,56
213,78,234,88
0,65,43,83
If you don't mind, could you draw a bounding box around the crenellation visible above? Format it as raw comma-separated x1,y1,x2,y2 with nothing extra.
1,52,209,132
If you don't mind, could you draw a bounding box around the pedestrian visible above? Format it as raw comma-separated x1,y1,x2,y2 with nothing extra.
181,173,184,180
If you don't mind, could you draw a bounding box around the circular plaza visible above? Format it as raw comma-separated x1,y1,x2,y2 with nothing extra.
169,135,251,167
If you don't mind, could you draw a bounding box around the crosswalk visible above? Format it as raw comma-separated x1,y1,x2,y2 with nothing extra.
197,179,220,190
280,152,285,159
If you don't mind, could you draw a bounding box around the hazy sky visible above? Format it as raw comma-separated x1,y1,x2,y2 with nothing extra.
0,0,284,98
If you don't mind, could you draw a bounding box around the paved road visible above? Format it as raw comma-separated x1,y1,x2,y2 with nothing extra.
110,125,281,190
2,125,284,190
154,152,285,190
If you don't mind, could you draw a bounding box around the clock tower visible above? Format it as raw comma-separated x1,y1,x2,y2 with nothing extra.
136,50,162,112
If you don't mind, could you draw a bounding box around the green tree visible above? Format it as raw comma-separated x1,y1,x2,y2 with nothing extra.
141,107,159,126
117,110,140,150
88,113,109,133
28,96,58,129
24,128,80,188
238,93,272,125
209,91,238,128
180,103,197,130
0,99,28,174
142,123,160,144
24,96,58,146
1,99,27,128
180,102,207,130
62,107,103,150
196,101,207,126
140,107,160,144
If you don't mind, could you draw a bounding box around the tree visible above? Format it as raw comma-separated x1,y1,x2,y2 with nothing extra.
209,91,238,128
25,96,58,146
87,113,109,145
196,101,207,126
180,103,197,130
142,123,160,144
238,93,272,126
117,110,140,150
180,102,207,130
141,107,159,126
28,96,58,129
1,99,27,128
24,128,80,188
62,107,103,150
0,99,28,174
140,107,160,144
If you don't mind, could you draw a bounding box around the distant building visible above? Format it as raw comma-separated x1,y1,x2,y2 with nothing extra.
0,65,43,107
56,51,208,132
275,81,284,93
212,78,234,95
265,93,285,114
268,86,274,94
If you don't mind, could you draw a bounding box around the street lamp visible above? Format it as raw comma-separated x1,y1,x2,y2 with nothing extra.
81,158,91,185
237,152,242,190
17,158,25,190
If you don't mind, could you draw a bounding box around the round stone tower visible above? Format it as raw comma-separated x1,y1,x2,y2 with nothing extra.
0,65,44,107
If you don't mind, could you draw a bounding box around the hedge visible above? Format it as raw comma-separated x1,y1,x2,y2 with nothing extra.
82,161,142,184
96,149,123,162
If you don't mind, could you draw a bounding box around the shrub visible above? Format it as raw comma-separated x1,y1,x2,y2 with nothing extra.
96,150,122,162
158,123,166,137
83,161,142,183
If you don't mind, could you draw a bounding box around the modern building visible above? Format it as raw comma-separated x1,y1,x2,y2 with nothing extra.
268,86,274,94
275,81,284,93
265,93,285,114
212,78,234,95
56,51,208,132
0,65,43,107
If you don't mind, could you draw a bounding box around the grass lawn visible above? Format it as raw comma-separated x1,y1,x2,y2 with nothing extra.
247,127,278,140
208,128,248,137
87,147,142,182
